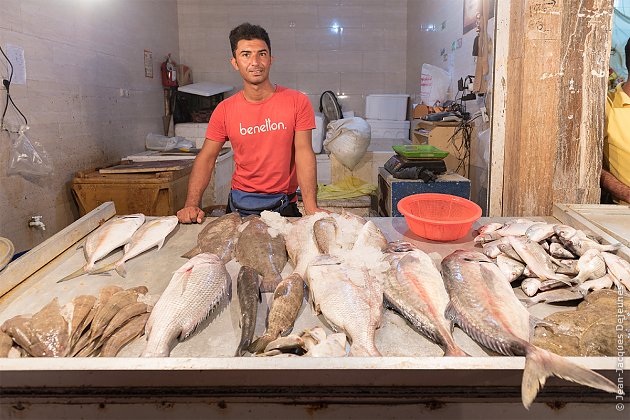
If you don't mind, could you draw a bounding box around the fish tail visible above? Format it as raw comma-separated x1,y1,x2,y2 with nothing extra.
248,334,274,354
181,246,201,259
444,345,470,357
522,345,620,409
234,339,251,357
89,262,117,276
115,262,127,278
57,266,88,283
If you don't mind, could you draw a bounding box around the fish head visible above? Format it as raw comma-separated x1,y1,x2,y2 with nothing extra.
553,224,577,240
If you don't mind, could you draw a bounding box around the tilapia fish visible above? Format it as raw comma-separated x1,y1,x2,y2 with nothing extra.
58,214,146,283
384,248,467,356
182,212,242,262
142,253,231,357
306,255,383,356
235,266,261,356
249,272,304,354
92,216,179,277
235,216,288,292
441,250,619,408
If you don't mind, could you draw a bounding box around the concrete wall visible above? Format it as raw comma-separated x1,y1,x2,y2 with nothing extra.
0,0,179,253
177,0,408,117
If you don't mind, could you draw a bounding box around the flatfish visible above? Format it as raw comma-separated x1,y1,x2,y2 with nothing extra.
182,213,242,262
235,266,261,356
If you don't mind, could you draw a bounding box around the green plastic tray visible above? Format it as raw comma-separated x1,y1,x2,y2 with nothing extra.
392,144,449,159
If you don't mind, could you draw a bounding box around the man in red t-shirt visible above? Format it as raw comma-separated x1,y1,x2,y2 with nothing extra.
177,22,324,222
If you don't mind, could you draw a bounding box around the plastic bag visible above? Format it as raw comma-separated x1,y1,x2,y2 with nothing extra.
323,117,371,171
317,176,377,200
8,126,53,177
145,133,194,151
420,64,450,106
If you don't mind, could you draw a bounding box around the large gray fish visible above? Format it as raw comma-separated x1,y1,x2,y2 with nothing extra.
91,216,179,277
58,214,146,283
181,213,242,262
235,266,261,356
249,272,304,354
142,253,231,357
235,216,288,292
441,250,619,408
306,255,383,357
384,247,468,356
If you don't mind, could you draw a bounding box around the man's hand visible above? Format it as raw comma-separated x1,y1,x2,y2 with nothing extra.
177,206,205,224
304,206,330,215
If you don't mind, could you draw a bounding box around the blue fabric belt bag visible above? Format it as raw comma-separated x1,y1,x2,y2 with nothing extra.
228,190,296,217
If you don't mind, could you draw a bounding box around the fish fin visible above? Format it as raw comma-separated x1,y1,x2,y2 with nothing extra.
180,246,201,259
522,345,620,409
57,266,87,283
248,334,274,354
444,346,470,357
518,297,537,308
156,238,166,251
89,262,116,275
265,307,270,329
115,263,127,278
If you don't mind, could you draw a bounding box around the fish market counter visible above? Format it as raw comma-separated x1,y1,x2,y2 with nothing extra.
0,203,627,417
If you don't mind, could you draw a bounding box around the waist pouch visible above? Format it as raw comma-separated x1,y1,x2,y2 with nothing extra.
228,190,296,216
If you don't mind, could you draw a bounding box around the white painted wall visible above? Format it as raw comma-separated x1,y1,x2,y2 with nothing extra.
0,0,179,252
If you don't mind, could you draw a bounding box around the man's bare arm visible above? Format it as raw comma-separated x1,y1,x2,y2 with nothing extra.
294,130,325,215
601,169,630,203
177,140,224,223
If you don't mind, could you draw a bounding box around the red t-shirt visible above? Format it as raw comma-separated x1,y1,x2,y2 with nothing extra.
206,85,315,195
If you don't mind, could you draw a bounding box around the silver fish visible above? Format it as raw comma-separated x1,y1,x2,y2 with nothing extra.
91,216,178,277
508,236,571,284
142,253,231,357
525,223,557,242
548,242,576,259
520,288,584,307
540,249,606,291
521,278,542,297
441,250,619,408
495,221,538,237
384,248,468,356
601,252,630,291
307,255,382,356
554,225,620,256
496,254,525,282
58,214,146,282
577,274,614,296
477,222,503,235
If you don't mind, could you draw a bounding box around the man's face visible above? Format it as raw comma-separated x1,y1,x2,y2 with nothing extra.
231,39,272,86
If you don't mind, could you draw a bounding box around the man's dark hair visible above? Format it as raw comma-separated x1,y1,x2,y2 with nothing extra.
229,23,271,58
626,38,630,75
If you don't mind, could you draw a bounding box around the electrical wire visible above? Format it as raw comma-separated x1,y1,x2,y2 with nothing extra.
0,45,28,131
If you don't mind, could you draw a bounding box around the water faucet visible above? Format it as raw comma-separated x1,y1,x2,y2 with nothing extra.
29,216,46,231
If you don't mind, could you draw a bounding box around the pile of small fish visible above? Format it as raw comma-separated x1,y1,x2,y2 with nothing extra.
0,285,152,357
474,220,628,305
58,214,179,282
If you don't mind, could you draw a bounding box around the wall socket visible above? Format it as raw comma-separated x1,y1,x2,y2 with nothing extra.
119,88,130,97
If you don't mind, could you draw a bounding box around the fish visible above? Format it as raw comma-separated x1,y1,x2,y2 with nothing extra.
235,266,261,356
1,298,69,357
305,332,348,357
91,216,178,277
520,278,542,297
540,249,606,291
313,217,342,255
89,288,144,340
384,247,468,356
181,213,242,262
57,214,146,282
0,331,13,357
284,213,328,277
100,313,150,357
353,220,388,252
142,253,231,357
520,288,584,307
508,236,571,284
474,232,503,245
100,302,149,342
555,259,579,276
61,294,97,351
548,242,576,259
495,221,538,237
525,223,557,242
482,238,511,258
577,274,614,296
601,252,630,291
496,254,525,282
441,250,619,408
249,272,304,354
477,222,503,235
554,225,621,256
235,216,288,293
306,255,382,357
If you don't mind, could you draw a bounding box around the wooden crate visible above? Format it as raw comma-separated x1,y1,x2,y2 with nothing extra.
71,166,193,217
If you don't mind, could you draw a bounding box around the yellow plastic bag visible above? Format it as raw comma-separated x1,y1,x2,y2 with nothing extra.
317,176,376,201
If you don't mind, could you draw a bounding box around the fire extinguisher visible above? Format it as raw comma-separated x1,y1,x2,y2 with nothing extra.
161,54,178,88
